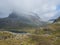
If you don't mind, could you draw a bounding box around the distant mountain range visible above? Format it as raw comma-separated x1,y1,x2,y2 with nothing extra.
0,12,46,29
53,17,60,23
49,17,60,23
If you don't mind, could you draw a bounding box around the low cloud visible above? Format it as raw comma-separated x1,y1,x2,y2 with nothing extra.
0,0,60,20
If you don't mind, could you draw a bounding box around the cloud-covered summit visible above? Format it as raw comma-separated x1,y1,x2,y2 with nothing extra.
0,0,60,21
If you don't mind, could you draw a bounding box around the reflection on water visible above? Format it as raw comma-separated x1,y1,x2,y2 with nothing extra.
9,30,27,34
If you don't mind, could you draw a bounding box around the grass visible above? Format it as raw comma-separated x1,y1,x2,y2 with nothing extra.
0,23,60,45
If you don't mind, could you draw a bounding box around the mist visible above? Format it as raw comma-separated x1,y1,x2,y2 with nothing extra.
0,0,60,20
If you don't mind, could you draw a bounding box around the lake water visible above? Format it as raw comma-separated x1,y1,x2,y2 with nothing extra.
9,30,27,34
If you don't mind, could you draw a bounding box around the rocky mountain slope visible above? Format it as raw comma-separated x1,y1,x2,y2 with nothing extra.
53,17,60,23
0,12,45,29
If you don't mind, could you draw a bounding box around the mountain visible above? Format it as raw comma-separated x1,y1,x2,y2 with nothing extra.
53,17,60,23
8,12,42,25
51,11,60,19
49,17,60,23
48,19,55,23
0,12,45,29
49,19,55,21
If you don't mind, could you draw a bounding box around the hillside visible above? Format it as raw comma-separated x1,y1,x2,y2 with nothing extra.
0,12,46,29
0,16,60,45
0,11,60,45
0,22,60,45
53,17,60,23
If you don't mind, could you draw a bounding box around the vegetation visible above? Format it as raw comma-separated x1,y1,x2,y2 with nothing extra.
0,17,60,45
0,22,60,45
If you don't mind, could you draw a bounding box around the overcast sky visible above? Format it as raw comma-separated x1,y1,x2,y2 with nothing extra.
0,0,60,20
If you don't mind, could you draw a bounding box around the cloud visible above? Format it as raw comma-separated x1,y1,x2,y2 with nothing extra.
0,0,60,20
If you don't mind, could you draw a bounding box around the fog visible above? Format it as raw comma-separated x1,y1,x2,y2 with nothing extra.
0,0,60,20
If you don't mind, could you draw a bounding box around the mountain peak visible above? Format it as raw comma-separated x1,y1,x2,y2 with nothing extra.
8,12,19,18
0,11,46,28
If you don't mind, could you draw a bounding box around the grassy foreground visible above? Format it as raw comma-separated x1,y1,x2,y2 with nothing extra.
0,23,60,45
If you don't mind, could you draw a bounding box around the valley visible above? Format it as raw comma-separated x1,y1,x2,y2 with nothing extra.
0,12,60,45
0,22,60,45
